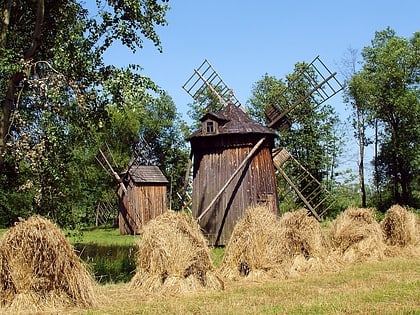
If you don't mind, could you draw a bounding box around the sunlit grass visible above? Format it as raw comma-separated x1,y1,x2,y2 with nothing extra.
65,257,420,315
66,227,140,246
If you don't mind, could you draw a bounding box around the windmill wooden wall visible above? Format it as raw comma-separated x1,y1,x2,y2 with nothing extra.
187,103,279,246
118,165,168,235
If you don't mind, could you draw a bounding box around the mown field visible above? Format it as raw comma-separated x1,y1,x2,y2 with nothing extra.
70,256,420,314
70,226,420,314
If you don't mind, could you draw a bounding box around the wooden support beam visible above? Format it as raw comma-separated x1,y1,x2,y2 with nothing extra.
197,137,266,223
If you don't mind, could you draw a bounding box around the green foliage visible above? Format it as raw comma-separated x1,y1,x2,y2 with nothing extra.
0,1,188,229
187,86,227,129
347,28,420,211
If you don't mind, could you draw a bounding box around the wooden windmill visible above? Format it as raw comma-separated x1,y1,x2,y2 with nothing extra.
96,141,168,235
183,57,343,240
183,59,279,246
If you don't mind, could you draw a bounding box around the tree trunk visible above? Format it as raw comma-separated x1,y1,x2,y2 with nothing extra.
374,118,381,205
357,109,367,207
0,76,20,170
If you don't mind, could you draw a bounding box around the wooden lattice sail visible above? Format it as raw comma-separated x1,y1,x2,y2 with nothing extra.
273,148,336,221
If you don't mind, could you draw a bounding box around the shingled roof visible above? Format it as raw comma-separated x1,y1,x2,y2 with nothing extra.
187,103,276,140
127,165,168,184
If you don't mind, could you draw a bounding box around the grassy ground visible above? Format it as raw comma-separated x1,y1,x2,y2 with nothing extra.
64,256,420,315
65,227,140,246
67,227,140,283
0,226,140,283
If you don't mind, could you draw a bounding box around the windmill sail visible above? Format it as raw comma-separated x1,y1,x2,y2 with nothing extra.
266,55,344,130
183,59,242,108
273,148,336,220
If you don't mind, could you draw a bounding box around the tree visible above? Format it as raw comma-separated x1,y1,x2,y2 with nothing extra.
349,28,420,210
0,0,180,227
342,47,372,207
247,64,343,210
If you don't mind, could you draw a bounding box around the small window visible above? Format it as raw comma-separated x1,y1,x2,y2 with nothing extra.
206,121,215,133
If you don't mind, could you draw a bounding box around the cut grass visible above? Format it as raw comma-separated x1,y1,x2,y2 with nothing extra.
63,257,419,315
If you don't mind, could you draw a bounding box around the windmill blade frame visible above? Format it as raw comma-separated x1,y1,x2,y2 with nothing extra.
183,59,242,108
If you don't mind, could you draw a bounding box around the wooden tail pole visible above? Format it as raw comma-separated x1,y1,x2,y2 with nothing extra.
197,137,266,222
98,148,127,194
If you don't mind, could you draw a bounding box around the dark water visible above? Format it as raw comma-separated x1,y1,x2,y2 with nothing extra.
74,243,137,284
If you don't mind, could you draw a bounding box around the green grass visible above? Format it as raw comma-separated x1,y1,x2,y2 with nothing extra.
0,226,140,246
65,227,140,246
210,246,226,267
0,226,141,284
75,243,137,283
1,225,420,314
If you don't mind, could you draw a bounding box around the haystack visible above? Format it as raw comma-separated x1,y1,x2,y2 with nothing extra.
381,205,420,257
331,207,385,263
277,209,343,275
130,211,223,295
0,215,96,313
219,206,284,281
381,205,419,246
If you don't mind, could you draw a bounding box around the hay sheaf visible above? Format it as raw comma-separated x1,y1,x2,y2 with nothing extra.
331,207,385,263
130,211,223,295
0,215,97,313
381,205,419,246
381,205,420,257
219,206,284,281
278,209,330,259
277,209,344,275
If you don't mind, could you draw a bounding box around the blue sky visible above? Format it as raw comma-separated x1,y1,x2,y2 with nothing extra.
102,0,419,176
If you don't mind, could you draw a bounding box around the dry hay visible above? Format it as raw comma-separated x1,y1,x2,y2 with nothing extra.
219,206,285,281
381,205,419,246
331,207,386,263
277,209,344,275
130,210,223,295
381,205,420,257
0,215,97,313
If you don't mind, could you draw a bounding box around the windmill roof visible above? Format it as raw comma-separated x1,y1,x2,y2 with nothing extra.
187,103,276,139
127,165,168,184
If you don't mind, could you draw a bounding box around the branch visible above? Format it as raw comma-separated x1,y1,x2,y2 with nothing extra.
24,0,44,59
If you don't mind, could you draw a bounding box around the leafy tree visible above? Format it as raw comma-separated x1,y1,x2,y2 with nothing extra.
342,47,373,207
0,0,183,227
348,28,420,210
187,86,228,129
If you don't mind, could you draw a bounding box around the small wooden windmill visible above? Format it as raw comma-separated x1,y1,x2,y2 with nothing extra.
183,57,343,232
96,141,168,235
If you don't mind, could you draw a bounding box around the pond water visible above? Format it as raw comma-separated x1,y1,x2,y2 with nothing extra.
74,243,137,284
